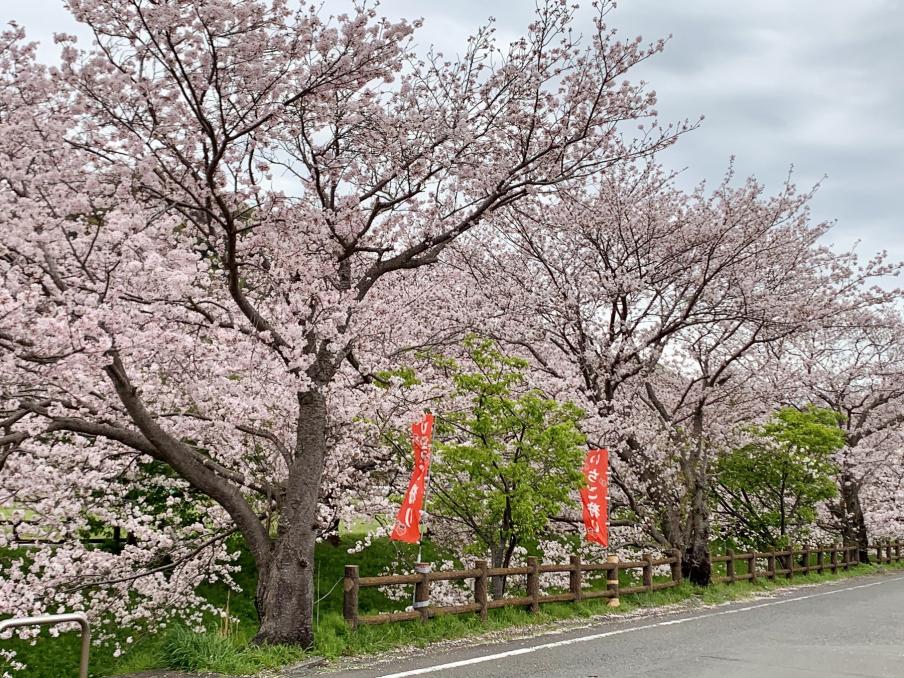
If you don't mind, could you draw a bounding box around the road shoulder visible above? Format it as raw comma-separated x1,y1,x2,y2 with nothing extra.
313,570,903,677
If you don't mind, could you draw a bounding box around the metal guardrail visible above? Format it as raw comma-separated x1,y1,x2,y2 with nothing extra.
0,612,90,678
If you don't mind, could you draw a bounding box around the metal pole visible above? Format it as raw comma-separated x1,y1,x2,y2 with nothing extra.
0,613,90,678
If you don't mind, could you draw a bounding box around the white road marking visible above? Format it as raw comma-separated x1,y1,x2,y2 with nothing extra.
376,575,904,677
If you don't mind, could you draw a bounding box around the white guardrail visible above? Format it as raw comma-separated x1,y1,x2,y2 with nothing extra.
0,612,90,678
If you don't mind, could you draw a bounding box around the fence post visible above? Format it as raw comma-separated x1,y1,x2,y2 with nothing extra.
474,560,488,622
569,555,583,603
787,550,794,580
414,562,431,622
527,556,540,614
642,553,654,592
831,545,839,573
802,546,810,575
886,541,893,565
897,539,902,563
670,549,683,585
816,547,824,575
767,551,776,581
844,545,851,571
607,554,620,607
343,565,359,629
876,542,883,564
749,553,757,583
726,550,736,584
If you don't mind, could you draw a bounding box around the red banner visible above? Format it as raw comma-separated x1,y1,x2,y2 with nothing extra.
580,448,608,547
390,413,435,543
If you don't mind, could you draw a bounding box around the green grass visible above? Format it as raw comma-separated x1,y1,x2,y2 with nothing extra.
159,625,307,675
3,540,902,678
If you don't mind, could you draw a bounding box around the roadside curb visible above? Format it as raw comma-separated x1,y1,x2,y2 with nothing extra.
118,656,327,678
117,672,231,678
278,656,327,677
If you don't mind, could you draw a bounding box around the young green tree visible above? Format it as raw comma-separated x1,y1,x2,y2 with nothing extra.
427,339,586,598
714,406,844,550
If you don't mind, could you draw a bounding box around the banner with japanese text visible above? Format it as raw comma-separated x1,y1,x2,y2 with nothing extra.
390,413,435,543
580,448,608,547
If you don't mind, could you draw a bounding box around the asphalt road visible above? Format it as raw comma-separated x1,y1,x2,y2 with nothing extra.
322,573,904,678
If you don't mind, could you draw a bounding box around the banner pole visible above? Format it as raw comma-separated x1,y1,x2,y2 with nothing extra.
416,467,431,565
414,412,433,602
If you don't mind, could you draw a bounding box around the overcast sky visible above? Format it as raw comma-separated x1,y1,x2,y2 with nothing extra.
5,0,903,283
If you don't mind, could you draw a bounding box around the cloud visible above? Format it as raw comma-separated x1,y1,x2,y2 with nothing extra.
6,0,902,278
608,0,904,276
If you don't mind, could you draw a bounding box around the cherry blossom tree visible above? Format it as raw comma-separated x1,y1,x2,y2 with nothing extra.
455,162,898,583
792,313,904,560
0,0,681,646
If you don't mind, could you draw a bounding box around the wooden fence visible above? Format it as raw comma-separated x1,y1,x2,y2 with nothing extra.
342,539,904,628
1,522,133,548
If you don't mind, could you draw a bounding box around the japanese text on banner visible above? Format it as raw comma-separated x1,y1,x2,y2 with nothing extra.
580,448,608,547
390,413,435,543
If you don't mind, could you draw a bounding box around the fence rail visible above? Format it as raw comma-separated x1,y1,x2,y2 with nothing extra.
710,543,863,583
343,539,904,628
0,613,90,678
1,520,133,548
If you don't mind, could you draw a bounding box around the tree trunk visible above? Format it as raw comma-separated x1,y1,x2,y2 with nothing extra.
254,531,316,646
683,540,712,586
490,546,506,599
682,478,712,586
253,390,328,646
840,470,870,563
